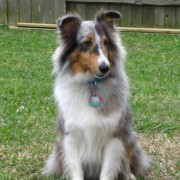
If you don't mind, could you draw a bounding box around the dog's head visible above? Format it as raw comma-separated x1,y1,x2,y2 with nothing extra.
56,10,121,79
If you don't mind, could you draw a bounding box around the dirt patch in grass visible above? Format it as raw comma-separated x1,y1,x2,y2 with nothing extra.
140,133,180,180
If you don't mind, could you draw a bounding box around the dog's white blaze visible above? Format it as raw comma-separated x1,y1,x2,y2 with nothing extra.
95,31,110,67
98,47,110,66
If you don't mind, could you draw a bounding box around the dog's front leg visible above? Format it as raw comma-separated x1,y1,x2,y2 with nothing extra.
100,138,131,180
64,135,83,180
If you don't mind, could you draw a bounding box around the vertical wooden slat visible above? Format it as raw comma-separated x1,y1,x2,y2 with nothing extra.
19,0,31,23
8,0,19,24
86,3,99,20
0,0,8,24
42,0,54,23
86,3,109,20
75,3,86,20
165,6,176,28
99,3,109,11
54,0,66,20
154,6,164,28
121,5,131,27
176,7,180,28
109,3,121,26
143,5,154,27
131,5,142,27
32,0,43,23
66,2,76,13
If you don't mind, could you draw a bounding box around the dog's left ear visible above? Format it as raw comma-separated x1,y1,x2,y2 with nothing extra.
95,10,121,27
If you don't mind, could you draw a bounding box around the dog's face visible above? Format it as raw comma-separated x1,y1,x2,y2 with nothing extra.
57,10,121,78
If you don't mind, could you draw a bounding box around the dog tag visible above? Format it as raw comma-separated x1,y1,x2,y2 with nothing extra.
89,94,102,107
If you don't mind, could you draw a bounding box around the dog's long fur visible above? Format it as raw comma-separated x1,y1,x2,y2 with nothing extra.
43,10,151,180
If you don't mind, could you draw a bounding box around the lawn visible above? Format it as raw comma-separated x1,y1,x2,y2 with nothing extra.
0,26,179,179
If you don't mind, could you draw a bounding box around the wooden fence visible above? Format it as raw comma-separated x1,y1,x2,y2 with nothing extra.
0,0,180,28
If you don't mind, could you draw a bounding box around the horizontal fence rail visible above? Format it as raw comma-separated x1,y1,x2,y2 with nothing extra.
0,0,180,28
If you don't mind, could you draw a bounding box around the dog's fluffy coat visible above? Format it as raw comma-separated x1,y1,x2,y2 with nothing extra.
43,10,151,180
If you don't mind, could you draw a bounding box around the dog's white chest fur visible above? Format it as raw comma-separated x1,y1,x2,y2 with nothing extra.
55,81,122,161
55,81,122,130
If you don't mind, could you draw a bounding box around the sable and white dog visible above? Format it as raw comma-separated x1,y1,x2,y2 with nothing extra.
43,10,151,180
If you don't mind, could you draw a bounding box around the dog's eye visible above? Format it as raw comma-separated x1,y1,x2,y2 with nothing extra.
79,40,92,51
83,40,92,47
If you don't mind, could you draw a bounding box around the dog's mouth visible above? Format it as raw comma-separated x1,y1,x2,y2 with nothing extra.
93,71,110,79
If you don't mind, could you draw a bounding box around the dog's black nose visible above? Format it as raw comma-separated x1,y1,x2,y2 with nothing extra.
99,63,110,74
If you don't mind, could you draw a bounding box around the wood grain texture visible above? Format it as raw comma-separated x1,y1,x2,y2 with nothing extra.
86,3,109,20
54,0,66,20
154,6,165,28
32,0,43,23
42,0,54,23
19,0,32,23
121,5,131,26
142,6,154,27
131,5,142,27
17,22,56,28
165,6,176,28
0,0,7,24
8,0,19,24
86,3,98,20
75,3,87,20
116,27,180,33
1,0,180,28
176,7,180,28
14,23,180,34
66,2,76,13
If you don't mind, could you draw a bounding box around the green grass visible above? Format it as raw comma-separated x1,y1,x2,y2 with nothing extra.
124,33,180,134
0,26,179,179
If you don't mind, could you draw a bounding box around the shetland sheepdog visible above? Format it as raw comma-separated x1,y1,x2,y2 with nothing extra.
43,10,151,180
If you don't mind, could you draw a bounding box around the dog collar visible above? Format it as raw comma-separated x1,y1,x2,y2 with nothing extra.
88,77,104,84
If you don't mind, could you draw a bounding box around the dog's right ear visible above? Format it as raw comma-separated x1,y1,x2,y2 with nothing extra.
56,14,81,39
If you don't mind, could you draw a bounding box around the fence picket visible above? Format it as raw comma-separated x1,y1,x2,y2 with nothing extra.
131,5,142,27
19,0,32,22
32,0,43,23
8,0,19,24
154,6,164,28
54,0,66,20
176,7,180,28
75,3,86,20
165,7,176,28
43,0,54,23
143,6,154,27
121,5,131,27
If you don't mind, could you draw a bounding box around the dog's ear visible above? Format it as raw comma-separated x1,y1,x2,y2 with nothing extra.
56,14,81,39
95,10,121,27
